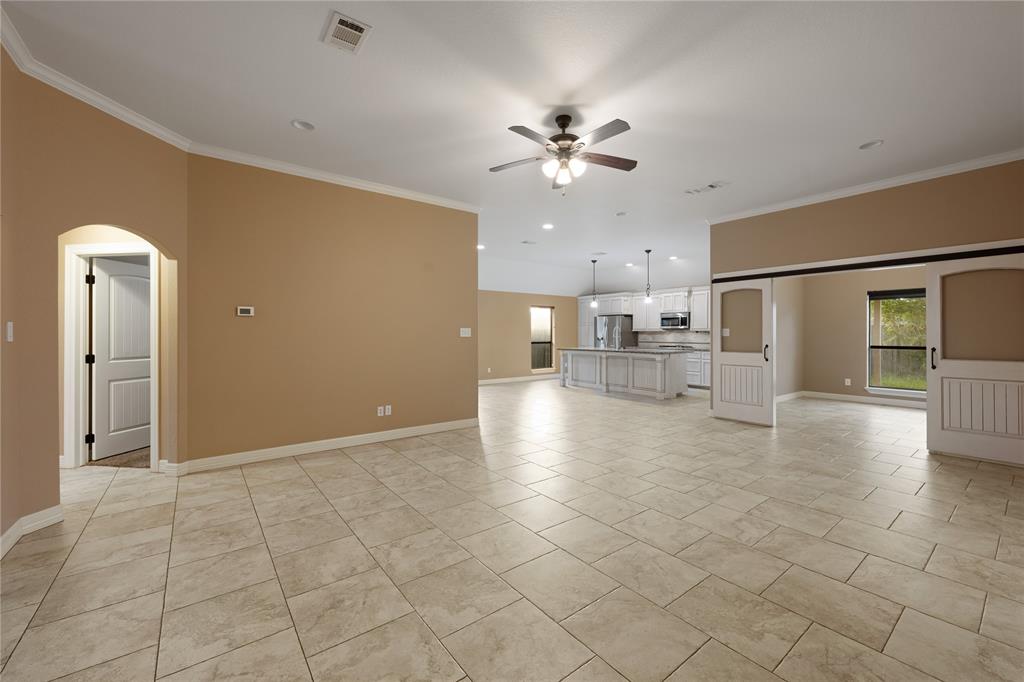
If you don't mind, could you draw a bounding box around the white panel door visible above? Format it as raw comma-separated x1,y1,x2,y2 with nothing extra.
926,254,1024,465
93,257,151,459
712,278,775,425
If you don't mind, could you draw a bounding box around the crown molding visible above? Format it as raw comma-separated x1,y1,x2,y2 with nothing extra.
1,10,478,214
710,148,1024,226
189,143,478,213
1,9,191,151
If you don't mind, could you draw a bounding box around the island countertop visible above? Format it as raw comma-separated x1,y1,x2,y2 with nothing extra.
557,347,691,355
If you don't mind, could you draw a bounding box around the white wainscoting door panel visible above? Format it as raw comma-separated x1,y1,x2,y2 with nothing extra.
712,278,775,426
926,254,1024,465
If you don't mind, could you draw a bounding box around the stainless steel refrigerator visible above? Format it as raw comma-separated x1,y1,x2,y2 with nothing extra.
595,315,637,349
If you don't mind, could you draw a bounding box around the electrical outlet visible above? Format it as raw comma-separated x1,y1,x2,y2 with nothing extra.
487,367,491,374
377,406,384,417
385,404,392,416
844,378,852,386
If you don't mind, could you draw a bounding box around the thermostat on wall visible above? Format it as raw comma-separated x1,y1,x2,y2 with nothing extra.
236,306,255,317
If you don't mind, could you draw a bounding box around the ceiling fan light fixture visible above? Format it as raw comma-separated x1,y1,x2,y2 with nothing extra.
555,162,573,185
541,159,559,178
568,158,587,177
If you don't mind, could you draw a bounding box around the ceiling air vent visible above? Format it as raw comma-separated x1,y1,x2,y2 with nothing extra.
322,12,372,53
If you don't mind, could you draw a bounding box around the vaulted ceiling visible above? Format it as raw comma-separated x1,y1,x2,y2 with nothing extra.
5,2,1022,294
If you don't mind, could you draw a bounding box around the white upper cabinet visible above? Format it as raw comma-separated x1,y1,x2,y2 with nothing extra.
597,295,630,315
661,290,687,312
631,294,662,330
689,287,710,331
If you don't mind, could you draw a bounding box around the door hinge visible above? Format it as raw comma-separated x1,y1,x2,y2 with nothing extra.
84,433,95,445
85,274,95,285
85,353,95,364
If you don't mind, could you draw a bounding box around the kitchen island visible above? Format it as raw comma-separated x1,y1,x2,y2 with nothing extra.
559,347,689,400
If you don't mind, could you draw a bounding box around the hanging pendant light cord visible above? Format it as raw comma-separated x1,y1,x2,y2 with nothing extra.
645,249,652,297
592,260,598,298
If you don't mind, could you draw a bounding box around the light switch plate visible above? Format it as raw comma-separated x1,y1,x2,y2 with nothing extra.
460,327,472,337
721,328,730,337
5,321,12,342
236,306,255,317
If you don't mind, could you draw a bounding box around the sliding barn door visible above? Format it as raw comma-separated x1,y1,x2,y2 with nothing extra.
926,254,1024,465
712,278,775,425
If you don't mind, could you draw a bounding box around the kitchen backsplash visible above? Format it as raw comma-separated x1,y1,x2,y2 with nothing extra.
638,330,711,345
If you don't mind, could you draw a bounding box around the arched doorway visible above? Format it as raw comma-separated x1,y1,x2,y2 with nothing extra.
59,225,177,472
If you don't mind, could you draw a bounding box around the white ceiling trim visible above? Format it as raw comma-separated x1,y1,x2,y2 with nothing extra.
710,148,1024,226
0,9,478,214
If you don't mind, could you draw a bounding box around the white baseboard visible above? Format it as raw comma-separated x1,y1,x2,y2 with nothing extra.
479,374,560,385
775,391,804,403
796,391,927,410
1,504,64,558
159,417,480,477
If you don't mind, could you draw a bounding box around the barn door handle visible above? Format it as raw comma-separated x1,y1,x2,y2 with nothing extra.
763,344,769,362
930,347,937,370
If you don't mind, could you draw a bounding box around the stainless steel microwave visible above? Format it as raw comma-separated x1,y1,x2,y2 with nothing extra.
660,312,689,329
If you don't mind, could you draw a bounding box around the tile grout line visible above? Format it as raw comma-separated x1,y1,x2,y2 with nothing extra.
2,469,120,673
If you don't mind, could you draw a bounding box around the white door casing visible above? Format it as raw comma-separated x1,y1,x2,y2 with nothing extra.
712,278,775,426
926,254,1024,465
92,257,151,459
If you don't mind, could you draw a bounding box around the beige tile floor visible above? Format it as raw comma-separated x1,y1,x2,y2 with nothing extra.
3,380,1024,681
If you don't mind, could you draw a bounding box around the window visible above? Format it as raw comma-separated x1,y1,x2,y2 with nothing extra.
868,289,926,391
530,306,553,370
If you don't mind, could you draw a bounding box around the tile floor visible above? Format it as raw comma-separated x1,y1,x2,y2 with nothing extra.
2,380,1023,681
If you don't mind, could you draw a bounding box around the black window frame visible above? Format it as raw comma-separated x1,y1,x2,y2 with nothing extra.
866,288,926,392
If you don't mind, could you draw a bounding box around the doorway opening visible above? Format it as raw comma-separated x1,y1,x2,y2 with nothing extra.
62,234,161,472
530,306,554,371
711,239,1024,466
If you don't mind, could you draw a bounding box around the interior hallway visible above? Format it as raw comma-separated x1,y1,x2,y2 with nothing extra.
2,381,1023,680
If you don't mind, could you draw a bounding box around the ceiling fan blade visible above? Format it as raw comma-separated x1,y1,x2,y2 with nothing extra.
509,125,554,148
580,152,638,172
489,157,545,173
577,119,630,148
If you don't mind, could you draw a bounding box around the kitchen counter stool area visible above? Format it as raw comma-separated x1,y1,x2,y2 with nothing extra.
559,348,689,400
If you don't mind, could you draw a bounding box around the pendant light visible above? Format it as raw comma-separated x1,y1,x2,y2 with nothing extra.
643,249,653,303
590,259,599,308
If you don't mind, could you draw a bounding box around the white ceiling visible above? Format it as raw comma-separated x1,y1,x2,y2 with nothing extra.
5,2,1022,295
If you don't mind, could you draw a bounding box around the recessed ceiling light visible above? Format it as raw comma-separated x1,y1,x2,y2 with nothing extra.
669,256,678,261
541,223,554,230
291,119,315,132
625,263,634,267
859,139,884,150
477,244,485,250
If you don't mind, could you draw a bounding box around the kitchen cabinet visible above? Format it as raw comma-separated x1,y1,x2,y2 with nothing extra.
631,294,662,331
687,351,712,387
689,287,710,331
597,296,630,315
661,290,687,313
701,351,712,386
578,299,597,346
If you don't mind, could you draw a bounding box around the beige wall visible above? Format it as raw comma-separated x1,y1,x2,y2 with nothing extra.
711,161,1024,275
797,266,926,402
186,156,478,460
1,49,479,534
478,290,577,380
773,277,804,396
2,51,189,534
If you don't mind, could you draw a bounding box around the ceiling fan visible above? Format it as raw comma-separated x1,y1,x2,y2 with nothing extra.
489,114,638,190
